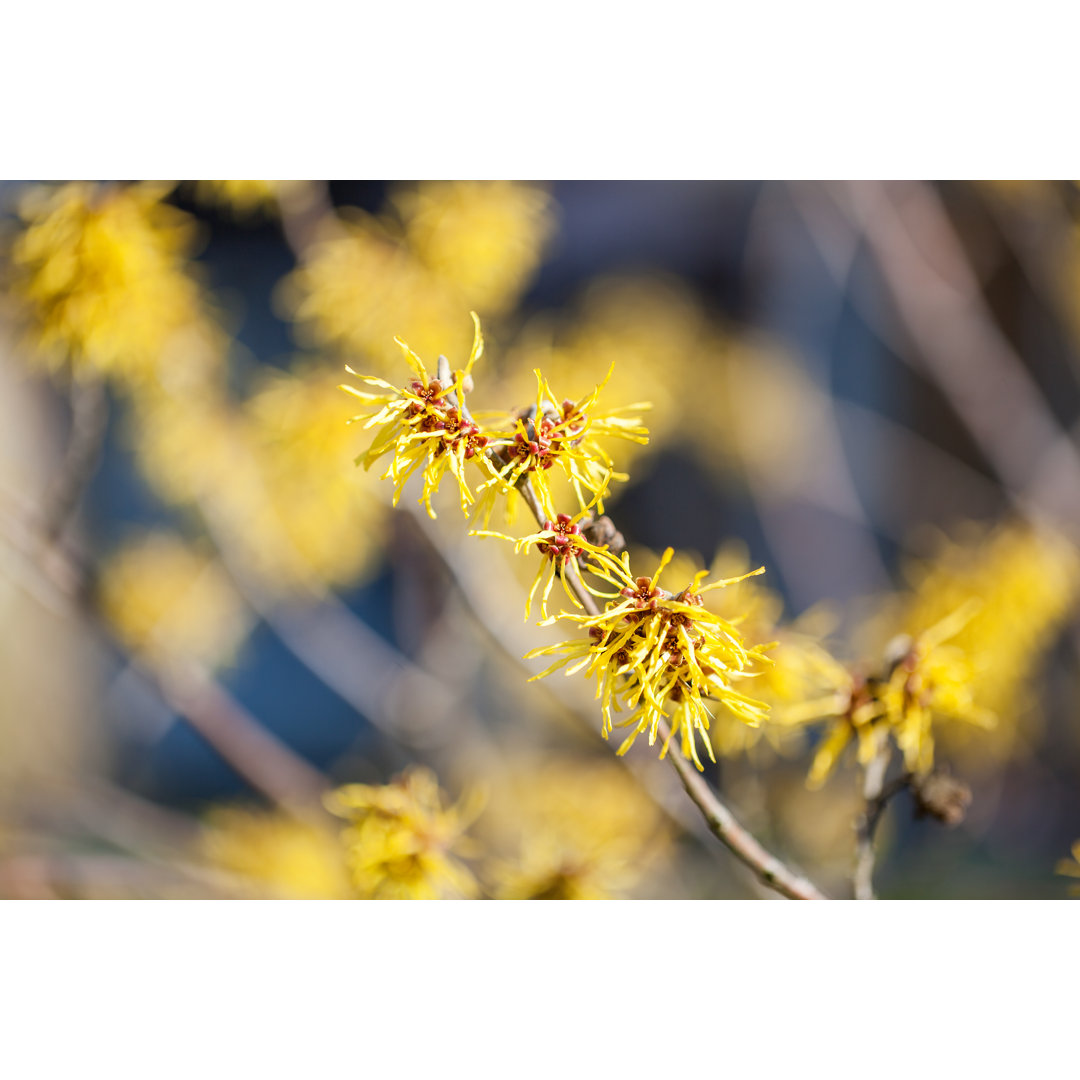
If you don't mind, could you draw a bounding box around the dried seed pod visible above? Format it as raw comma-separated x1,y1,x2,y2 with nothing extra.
582,514,626,556
912,771,972,827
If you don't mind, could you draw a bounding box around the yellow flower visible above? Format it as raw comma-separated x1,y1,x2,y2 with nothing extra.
1056,840,1080,897
478,365,650,523
473,505,627,621
392,181,554,314
341,313,496,518
881,604,995,776
200,807,352,898
97,531,250,669
8,181,222,387
479,756,671,900
325,767,481,899
528,547,772,770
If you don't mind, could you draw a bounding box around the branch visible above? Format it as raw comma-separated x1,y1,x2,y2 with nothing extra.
854,737,899,900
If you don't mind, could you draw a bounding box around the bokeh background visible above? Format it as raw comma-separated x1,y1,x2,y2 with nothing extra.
1,179,1078,899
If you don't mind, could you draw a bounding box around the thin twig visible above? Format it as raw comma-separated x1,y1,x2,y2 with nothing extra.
39,376,108,546
854,737,895,900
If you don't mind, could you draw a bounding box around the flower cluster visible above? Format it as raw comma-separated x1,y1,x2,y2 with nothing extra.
325,767,481,900
528,548,773,770
341,313,495,517
477,366,650,522
803,603,994,785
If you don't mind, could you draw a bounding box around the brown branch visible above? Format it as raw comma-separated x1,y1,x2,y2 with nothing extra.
515,480,828,899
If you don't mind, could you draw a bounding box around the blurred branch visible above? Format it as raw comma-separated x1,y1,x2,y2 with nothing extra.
741,182,891,607
197,495,500,757
39,376,108,547
0,498,330,822
826,180,1080,536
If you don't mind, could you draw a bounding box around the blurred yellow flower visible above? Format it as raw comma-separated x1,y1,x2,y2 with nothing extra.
277,210,471,377
326,767,481,899
189,180,309,220
896,522,1080,762
241,364,388,589
391,181,554,314
200,807,351,898
480,756,670,899
529,547,772,769
8,181,222,387
882,605,995,775
97,531,251,669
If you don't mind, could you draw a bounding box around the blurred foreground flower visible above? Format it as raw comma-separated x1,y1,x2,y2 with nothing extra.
97,532,250,669
200,807,351,899
326,767,482,899
392,181,554,315
479,756,670,899
7,181,222,388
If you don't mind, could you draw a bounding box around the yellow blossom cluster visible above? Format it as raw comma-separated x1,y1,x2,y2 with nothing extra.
632,544,851,762
780,523,1079,786
342,314,496,518
97,531,251,670
803,605,995,786
529,548,774,770
325,767,482,899
478,756,670,899
200,807,351,898
341,314,649,526
7,182,223,388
